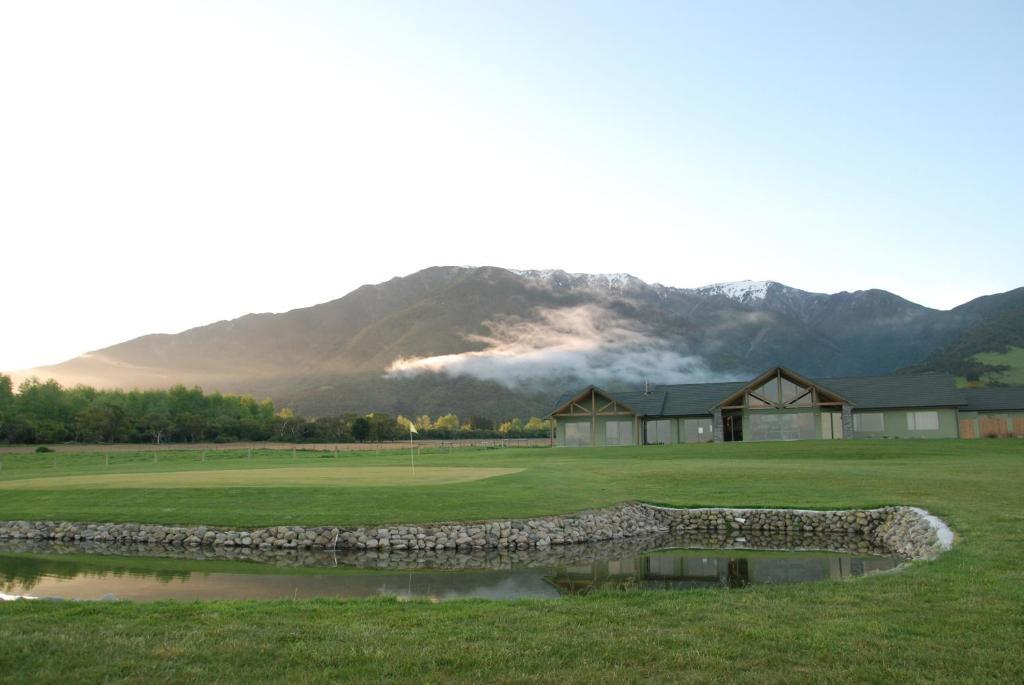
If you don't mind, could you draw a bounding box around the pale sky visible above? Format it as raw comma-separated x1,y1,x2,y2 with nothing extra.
1,1,1022,372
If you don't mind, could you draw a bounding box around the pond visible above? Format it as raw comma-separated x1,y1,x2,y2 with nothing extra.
0,532,900,602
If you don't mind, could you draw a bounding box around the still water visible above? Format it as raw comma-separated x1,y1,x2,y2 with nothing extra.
0,535,899,602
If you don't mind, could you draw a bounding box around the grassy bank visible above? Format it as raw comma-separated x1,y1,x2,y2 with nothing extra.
1,440,1022,683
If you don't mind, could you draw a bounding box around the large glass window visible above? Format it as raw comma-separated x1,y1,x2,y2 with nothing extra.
682,418,714,443
749,375,811,408
748,413,816,441
645,419,671,445
779,378,802,403
563,422,591,446
906,411,939,431
854,413,885,432
751,378,780,405
605,420,634,446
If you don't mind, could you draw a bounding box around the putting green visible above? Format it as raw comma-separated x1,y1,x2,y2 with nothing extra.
0,466,524,490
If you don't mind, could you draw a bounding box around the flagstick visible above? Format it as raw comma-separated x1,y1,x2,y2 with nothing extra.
409,425,415,475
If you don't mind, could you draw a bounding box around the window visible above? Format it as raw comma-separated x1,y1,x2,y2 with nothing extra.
682,418,714,443
645,419,671,445
748,413,816,441
750,378,780,406
779,378,801,403
854,413,885,432
906,411,939,431
758,378,781,401
605,420,634,446
748,375,811,408
563,422,591,446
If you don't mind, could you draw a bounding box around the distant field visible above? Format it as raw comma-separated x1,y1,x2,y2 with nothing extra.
973,345,1024,384
956,345,1024,386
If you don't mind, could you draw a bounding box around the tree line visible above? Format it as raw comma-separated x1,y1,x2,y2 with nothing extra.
0,375,553,445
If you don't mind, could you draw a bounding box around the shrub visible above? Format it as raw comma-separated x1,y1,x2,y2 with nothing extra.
34,445,54,453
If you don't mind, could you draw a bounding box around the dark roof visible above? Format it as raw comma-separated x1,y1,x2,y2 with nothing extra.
658,381,747,416
814,373,964,409
960,386,1024,412
549,370,966,418
547,385,647,417
601,390,667,416
549,387,586,415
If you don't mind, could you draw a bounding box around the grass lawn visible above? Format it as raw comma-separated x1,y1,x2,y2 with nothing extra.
0,465,523,490
1,440,1022,683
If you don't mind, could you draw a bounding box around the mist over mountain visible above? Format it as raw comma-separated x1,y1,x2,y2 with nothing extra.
9,266,1022,417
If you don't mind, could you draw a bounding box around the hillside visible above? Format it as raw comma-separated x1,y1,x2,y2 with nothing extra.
902,287,1024,385
8,267,1021,416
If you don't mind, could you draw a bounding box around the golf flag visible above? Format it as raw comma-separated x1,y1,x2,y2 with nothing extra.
408,422,418,435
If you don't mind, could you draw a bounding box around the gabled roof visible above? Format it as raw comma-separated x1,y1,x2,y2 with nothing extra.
960,386,1024,412
546,385,641,418
597,390,668,416
548,369,966,419
713,366,850,409
815,373,964,409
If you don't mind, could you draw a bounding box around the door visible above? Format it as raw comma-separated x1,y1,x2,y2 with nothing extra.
723,414,743,442
831,412,844,439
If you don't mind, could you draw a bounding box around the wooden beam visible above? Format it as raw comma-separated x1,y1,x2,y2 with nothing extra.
591,388,596,447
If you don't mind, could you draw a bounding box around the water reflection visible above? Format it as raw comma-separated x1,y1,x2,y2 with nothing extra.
0,534,900,602
549,552,898,594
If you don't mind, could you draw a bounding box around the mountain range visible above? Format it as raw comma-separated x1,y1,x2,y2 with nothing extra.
9,266,1024,418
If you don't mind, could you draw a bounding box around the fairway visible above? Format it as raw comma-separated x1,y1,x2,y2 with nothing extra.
2,440,1023,683
0,466,523,490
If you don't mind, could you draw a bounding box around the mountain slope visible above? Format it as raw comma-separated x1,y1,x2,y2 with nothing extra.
10,267,1021,416
903,287,1024,384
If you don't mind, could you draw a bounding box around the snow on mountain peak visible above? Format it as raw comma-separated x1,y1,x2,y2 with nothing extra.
511,269,644,291
695,280,774,301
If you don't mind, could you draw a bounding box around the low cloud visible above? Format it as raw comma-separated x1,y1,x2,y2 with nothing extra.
386,304,717,388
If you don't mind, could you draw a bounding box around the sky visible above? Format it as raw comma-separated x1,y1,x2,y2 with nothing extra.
1,0,1022,372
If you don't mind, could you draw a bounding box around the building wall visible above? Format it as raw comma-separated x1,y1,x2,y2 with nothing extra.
554,415,638,447
740,408,823,442
957,410,1024,439
851,407,959,439
555,406,966,445
679,417,715,443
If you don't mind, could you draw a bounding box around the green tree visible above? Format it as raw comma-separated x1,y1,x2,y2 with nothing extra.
351,417,371,442
0,374,13,438
75,402,128,442
141,411,171,444
366,413,399,442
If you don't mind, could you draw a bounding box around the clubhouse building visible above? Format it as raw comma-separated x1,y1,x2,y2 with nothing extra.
548,366,1024,446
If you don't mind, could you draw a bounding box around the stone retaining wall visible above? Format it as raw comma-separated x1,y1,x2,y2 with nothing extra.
0,503,953,561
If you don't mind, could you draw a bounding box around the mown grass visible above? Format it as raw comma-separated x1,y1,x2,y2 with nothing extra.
0,465,522,490
0,440,1018,526
1,440,1023,683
